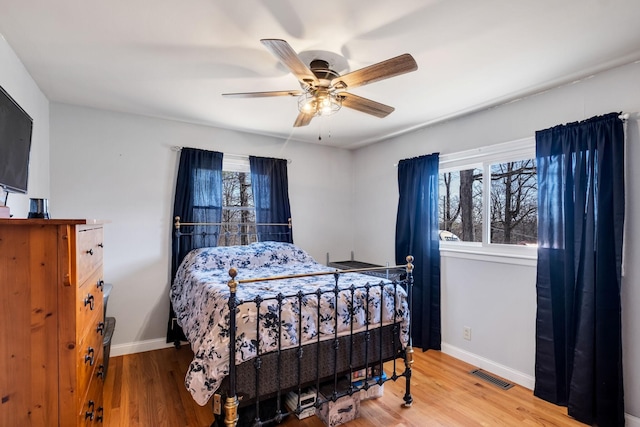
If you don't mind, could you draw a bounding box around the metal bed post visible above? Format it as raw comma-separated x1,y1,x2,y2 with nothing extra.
402,255,414,408
363,284,371,391
225,268,240,427
252,295,263,426
331,273,340,401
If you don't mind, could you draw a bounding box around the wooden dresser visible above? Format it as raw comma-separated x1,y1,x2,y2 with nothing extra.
0,219,106,426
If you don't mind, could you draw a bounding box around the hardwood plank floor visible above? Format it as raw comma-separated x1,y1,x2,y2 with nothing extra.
103,347,585,427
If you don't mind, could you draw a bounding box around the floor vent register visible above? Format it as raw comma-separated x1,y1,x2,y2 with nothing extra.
469,369,514,390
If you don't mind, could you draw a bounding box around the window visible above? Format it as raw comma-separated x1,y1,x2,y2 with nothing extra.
221,155,255,246
489,159,537,245
438,138,537,252
439,167,483,242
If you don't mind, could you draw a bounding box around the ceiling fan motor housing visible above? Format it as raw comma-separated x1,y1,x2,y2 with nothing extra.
309,59,340,84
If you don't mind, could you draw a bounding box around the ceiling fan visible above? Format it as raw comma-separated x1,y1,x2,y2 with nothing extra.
222,39,418,127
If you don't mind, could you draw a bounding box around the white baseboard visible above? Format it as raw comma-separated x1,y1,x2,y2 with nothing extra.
441,343,640,425
110,338,181,357
627,414,640,427
441,342,535,390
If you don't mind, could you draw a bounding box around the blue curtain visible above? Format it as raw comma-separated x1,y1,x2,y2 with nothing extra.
534,113,625,426
168,147,223,343
249,156,293,243
395,153,441,351
172,148,224,274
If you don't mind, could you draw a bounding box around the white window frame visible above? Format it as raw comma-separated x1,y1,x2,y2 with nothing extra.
221,153,253,214
439,137,537,266
223,153,250,173
220,154,256,246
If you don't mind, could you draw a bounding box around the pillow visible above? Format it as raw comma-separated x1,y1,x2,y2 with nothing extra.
183,241,314,272
249,241,314,266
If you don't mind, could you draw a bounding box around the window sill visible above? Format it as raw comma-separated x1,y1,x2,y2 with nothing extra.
440,243,537,267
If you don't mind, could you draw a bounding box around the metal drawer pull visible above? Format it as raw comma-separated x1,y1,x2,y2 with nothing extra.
97,321,105,335
97,364,105,379
85,347,95,366
98,243,104,248
87,248,94,255
85,400,95,421
97,279,104,291
84,294,95,310
96,407,104,423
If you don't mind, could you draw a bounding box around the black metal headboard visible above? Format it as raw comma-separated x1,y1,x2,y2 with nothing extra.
173,216,292,250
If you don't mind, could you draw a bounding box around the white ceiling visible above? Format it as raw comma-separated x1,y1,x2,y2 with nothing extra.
1,0,640,149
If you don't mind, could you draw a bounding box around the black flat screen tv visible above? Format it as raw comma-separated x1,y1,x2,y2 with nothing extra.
0,85,33,194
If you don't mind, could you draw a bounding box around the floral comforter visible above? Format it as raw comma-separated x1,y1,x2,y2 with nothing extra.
171,241,410,406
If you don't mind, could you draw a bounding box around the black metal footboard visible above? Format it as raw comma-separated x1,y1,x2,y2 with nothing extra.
215,257,414,427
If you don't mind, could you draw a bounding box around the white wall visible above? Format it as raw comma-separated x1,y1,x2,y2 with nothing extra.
49,104,355,351
0,35,50,216
352,60,640,419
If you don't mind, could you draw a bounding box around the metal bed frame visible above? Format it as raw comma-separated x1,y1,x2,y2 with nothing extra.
172,217,414,427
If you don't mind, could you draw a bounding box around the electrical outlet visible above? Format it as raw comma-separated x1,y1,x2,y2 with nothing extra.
463,326,472,341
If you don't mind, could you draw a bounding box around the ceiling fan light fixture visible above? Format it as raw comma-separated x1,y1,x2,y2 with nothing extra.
298,91,341,117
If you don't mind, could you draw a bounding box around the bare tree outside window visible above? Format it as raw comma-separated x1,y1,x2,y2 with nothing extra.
221,171,255,246
439,168,482,242
490,160,537,244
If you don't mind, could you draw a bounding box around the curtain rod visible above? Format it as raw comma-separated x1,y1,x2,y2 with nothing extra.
171,146,292,164
393,111,638,168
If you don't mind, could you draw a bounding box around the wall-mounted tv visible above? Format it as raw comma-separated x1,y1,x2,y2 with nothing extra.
0,85,33,194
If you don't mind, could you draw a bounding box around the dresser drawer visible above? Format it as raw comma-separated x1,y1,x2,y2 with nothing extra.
77,226,104,285
80,312,107,370
77,270,104,340
76,327,104,415
77,304,106,374
78,369,104,426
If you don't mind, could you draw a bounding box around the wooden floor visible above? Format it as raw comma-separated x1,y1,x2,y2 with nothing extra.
103,347,585,427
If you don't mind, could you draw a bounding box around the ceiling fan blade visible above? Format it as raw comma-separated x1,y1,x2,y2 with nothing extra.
293,111,314,127
340,92,395,118
261,39,318,86
222,90,302,98
332,53,417,90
